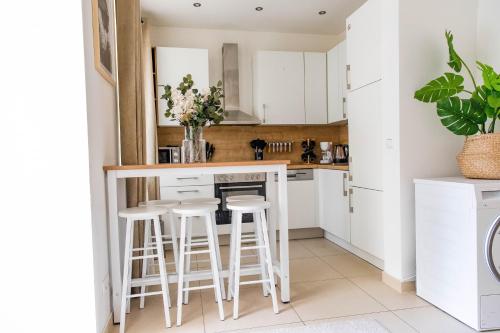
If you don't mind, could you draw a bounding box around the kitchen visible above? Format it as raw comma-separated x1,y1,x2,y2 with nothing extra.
4,0,500,333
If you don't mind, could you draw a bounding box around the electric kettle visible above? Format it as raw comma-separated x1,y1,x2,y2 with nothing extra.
333,144,349,164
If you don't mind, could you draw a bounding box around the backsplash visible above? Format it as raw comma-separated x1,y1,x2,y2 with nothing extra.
157,123,348,163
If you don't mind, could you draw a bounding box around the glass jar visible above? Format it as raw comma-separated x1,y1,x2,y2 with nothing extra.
181,126,206,163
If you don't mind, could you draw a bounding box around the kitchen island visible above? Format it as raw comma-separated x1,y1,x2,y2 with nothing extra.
104,160,290,323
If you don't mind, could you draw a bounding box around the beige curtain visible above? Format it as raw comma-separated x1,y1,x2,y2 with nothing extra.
116,0,158,277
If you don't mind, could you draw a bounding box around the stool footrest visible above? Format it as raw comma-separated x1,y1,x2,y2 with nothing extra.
126,290,163,298
187,242,209,247
240,279,270,286
132,246,158,252
241,238,258,243
185,249,211,255
182,285,214,291
241,245,266,251
131,254,158,260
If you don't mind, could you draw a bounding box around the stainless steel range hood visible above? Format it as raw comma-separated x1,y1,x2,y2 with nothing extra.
220,43,261,125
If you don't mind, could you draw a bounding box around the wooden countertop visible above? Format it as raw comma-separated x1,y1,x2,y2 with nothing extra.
287,163,349,171
103,160,290,171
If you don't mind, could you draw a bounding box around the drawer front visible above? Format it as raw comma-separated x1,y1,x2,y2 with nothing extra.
159,174,214,187
160,184,214,201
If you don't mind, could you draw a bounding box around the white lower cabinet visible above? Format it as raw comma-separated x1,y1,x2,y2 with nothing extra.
316,169,350,242
287,176,317,229
349,186,384,260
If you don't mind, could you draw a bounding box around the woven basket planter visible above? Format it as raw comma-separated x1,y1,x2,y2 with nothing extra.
457,133,500,179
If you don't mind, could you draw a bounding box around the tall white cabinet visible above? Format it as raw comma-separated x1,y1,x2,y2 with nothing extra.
155,47,209,126
346,0,384,261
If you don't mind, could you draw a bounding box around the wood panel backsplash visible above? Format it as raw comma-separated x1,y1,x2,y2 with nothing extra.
157,123,348,163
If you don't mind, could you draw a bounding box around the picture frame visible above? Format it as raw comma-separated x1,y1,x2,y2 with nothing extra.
92,0,116,85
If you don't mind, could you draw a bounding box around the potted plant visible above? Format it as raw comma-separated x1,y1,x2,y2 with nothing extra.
161,74,224,163
414,31,500,179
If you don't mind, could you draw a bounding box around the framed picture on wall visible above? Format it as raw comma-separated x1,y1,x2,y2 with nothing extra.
92,0,115,85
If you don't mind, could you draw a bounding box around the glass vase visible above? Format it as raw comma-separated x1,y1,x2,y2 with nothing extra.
181,126,206,163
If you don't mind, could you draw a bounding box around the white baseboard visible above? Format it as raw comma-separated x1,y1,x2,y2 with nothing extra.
323,231,384,270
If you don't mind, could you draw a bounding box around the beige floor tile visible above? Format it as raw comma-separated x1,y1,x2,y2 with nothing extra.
110,294,204,333
224,322,305,333
290,257,343,283
298,238,347,257
291,279,386,321
202,286,301,333
305,311,417,333
393,306,487,333
350,276,428,310
277,240,316,259
320,253,381,278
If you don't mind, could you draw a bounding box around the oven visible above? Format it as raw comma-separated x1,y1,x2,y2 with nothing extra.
214,173,266,225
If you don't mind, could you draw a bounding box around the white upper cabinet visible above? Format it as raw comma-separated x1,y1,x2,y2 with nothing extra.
327,40,347,123
254,51,305,124
348,80,383,191
346,0,381,91
304,52,327,124
156,47,209,126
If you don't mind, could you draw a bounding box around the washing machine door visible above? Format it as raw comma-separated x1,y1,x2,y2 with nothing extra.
485,215,500,282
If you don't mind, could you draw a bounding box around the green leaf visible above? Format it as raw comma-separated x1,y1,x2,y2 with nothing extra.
414,73,464,102
445,31,462,72
477,61,500,91
487,91,500,109
436,97,485,135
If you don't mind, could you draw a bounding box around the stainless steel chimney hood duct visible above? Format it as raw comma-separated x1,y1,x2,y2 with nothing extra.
220,43,261,125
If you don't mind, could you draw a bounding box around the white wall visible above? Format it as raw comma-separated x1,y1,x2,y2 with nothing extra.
0,0,99,332
382,0,478,282
477,0,500,70
150,26,343,115
81,0,119,332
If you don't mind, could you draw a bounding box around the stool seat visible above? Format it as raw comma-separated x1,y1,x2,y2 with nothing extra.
226,195,264,203
119,206,168,219
226,201,271,212
181,197,221,205
172,204,218,216
139,199,179,208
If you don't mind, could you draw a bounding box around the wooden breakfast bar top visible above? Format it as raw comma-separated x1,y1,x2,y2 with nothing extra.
104,160,290,323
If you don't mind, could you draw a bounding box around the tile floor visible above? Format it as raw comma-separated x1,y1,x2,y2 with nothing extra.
111,238,497,333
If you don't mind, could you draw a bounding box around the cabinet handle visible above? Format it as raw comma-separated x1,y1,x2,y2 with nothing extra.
342,173,348,196
342,97,347,119
349,188,354,213
176,177,199,180
346,64,351,90
177,190,200,193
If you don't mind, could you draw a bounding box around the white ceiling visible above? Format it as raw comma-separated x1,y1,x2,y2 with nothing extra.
140,0,366,35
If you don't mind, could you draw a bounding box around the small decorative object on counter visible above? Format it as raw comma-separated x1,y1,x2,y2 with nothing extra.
250,138,267,160
301,139,316,163
414,31,500,179
161,74,224,163
319,142,333,164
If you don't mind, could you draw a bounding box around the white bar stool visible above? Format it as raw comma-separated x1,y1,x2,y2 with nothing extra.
226,200,278,319
172,203,225,326
180,197,225,303
138,199,179,309
118,206,172,333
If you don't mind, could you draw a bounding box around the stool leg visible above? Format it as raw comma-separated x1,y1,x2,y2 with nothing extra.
119,218,133,333
254,212,269,297
169,211,180,276
233,212,243,319
205,213,225,321
183,218,193,304
259,210,279,314
140,219,152,309
211,211,226,300
153,217,172,328
126,219,134,314
176,215,187,326
227,212,237,301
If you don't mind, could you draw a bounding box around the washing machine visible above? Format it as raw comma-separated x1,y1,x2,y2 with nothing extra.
415,177,500,331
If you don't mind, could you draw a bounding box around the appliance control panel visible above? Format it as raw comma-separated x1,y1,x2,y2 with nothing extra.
214,173,266,184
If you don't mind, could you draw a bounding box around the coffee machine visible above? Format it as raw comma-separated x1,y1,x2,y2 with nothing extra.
319,142,333,164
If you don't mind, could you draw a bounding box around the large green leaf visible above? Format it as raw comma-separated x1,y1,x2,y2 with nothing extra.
436,97,486,135
446,31,462,72
414,73,464,102
477,61,500,91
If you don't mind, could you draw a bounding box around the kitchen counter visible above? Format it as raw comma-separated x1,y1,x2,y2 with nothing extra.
103,160,290,171
288,163,349,171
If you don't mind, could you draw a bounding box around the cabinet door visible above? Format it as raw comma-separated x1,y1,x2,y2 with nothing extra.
317,170,350,242
327,46,341,123
254,51,305,124
337,41,348,119
156,47,209,126
288,180,317,229
348,80,383,191
346,0,381,91
305,52,327,124
350,187,384,260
